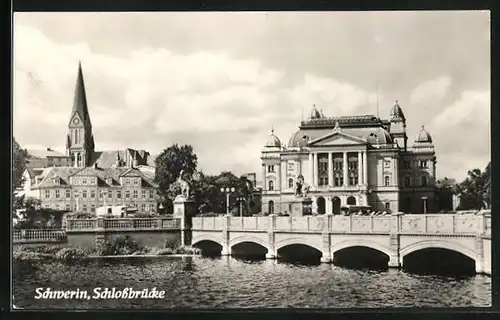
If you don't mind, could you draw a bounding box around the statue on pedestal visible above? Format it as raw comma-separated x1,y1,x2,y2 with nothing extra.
295,175,310,198
176,169,190,201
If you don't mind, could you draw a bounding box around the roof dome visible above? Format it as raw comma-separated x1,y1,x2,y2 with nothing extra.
309,104,321,119
365,127,393,145
415,125,432,143
390,100,405,121
265,128,281,147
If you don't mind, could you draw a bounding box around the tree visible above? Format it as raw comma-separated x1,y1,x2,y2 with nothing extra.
456,162,491,210
154,144,198,212
12,138,27,213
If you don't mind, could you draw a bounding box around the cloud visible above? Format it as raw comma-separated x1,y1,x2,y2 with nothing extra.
410,76,452,106
13,12,490,182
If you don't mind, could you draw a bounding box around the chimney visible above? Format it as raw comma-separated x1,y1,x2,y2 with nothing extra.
46,147,51,151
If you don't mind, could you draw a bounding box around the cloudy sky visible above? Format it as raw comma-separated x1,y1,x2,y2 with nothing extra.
13,11,490,181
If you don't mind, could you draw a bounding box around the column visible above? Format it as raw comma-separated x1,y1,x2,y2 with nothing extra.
261,164,266,190
276,163,281,190
363,151,368,185
343,152,348,186
328,152,333,187
357,152,363,185
325,196,331,214
393,156,399,186
309,153,314,186
313,153,319,187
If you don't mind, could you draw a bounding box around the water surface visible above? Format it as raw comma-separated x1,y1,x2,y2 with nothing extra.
13,256,491,309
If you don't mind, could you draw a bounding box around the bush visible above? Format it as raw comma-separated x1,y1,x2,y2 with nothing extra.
55,248,86,262
99,235,144,256
155,248,174,255
175,246,201,255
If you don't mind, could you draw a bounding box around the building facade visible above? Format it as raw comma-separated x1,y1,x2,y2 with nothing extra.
260,102,437,215
32,166,158,213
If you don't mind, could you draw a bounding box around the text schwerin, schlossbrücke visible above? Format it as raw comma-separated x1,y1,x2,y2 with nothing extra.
34,287,166,300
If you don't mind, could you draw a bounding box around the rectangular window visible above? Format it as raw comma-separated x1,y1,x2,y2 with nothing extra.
319,177,328,186
73,204,77,211
125,178,130,184
125,191,130,198
65,204,71,211
133,190,138,199
141,203,146,212
82,178,87,185
150,204,156,212
55,204,60,210
99,190,104,198
74,190,79,198
55,189,60,198
385,202,391,211
45,190,50,198
91,190,96,198
65,189,71,198
420,160,428,169
141,190,146,198
149,190,154,199
82,190,87,198
108,190,113,198
117,190,122,198
91,205,96,213
268,165,275,173
106,178,113,185
82,204,88,212
134,179,140,185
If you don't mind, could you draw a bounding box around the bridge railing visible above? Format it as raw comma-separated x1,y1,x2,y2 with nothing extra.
13,229,67,243
66,217,181,232
192,213,490,236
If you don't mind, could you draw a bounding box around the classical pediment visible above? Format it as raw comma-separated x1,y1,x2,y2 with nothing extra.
309,131,367,147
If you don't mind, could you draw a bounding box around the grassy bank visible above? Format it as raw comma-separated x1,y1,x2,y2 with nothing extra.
13,236,201,263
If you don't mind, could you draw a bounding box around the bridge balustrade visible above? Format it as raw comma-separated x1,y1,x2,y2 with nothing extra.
191,213,490,236
66,217,181,232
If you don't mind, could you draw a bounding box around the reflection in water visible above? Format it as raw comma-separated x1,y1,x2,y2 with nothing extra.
13,256,491,309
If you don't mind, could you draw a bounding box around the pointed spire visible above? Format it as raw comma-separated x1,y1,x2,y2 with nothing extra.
271,126,274,134
72,61,91,126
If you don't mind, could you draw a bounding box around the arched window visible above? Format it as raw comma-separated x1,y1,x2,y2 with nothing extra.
268,180,274,191
268,200,274,215
384,176,390,186
288,178,294,188
421,176,427,187
347,196,356,205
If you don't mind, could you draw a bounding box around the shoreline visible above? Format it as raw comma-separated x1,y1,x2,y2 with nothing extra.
87,253,199,259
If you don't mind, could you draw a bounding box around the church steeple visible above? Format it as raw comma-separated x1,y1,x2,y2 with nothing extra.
71,61,92,127
66,61,95,167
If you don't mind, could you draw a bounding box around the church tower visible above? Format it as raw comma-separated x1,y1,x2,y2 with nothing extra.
66,62,95,167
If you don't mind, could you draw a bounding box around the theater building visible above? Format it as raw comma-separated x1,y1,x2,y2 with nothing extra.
260,102,437,215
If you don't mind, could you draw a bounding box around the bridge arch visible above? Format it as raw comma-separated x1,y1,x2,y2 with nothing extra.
330,239,394,257
191,234,224,247
400,240,477,262
275,237,323,253
229,236,269,251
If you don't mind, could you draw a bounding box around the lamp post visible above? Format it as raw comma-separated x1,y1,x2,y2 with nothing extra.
236,197,246,217
220,187,236,215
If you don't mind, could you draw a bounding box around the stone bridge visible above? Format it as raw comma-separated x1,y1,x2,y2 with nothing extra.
190,213,491,274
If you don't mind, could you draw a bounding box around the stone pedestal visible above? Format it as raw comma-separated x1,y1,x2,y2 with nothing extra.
173,196,196,246
302,198,313,216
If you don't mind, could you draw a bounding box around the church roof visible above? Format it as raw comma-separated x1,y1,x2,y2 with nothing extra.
71,62,92,127
415,125,433,143
90,149,156,168
26,148,67,158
